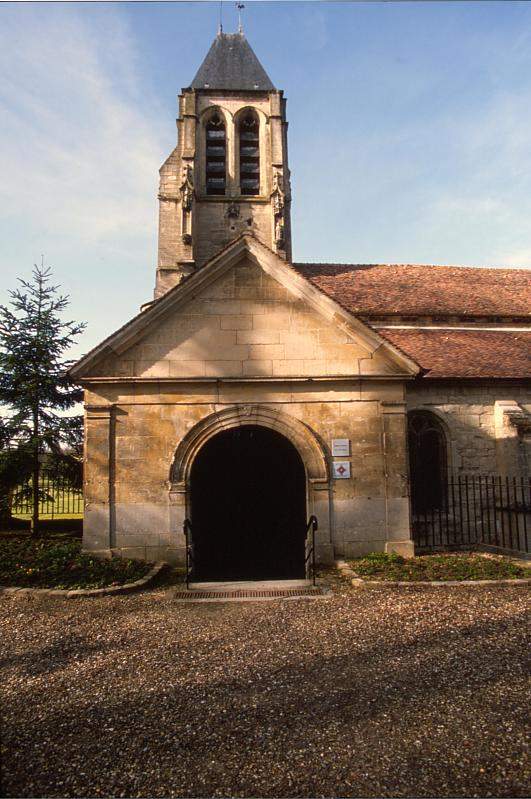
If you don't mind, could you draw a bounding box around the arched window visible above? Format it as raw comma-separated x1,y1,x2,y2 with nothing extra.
205,113,226,195
408,411,448,513
238,112,260,196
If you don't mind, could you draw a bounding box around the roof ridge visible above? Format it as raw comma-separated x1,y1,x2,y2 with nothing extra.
294,262,531,273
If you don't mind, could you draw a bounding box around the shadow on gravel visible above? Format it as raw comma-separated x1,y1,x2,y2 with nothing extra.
2,607,528,797
0,632,111,676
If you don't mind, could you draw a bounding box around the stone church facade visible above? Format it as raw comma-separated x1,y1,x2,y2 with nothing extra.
71,33,531,575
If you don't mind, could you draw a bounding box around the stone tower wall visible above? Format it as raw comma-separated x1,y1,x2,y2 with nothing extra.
155,89,291,299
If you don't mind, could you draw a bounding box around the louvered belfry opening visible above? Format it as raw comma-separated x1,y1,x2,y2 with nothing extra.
205,113,226,195
239,112,260,195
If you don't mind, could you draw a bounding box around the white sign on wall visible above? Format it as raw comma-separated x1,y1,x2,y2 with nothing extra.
332,461,351,479
332,438,350,457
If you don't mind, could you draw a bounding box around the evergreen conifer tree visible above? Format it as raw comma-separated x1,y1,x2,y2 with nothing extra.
0,264,86,534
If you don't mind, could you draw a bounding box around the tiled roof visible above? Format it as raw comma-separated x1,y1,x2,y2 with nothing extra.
190,33,275,91
292,263,531,318
378,329,531,379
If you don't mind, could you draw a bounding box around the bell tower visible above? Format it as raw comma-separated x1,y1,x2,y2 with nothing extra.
155,31,292,298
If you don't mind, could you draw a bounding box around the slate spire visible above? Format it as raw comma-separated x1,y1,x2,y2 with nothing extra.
190,32,275,91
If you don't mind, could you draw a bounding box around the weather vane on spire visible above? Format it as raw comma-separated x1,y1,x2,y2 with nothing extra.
236,3,245,34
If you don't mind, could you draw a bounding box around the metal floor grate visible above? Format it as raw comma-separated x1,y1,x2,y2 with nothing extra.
172,586,323,600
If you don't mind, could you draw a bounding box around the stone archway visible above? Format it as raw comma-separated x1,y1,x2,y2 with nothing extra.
408,410,448,513
190,425,306,580
168,405,333,566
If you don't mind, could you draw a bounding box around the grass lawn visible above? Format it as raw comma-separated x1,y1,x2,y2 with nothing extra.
349,551,529,581
12,486,83,521
0,535,152,589
13,511,83,521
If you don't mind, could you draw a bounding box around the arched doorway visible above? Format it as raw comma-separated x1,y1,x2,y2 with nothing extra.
190,425,307,581
408,410,448,513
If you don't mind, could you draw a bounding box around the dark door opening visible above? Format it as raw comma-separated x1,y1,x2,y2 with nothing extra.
190,425,306,581
408,411,448,513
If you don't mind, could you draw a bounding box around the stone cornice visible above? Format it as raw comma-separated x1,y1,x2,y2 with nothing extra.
79,375,415,386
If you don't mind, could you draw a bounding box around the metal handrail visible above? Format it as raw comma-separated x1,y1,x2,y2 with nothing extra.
183,518,194,589
305,515,318,586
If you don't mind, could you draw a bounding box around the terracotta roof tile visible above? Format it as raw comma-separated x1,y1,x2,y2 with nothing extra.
292,263,531,318
377,329,531,379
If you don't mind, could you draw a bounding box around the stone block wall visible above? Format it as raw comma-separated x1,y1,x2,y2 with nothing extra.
82,379,412,564
156,88,291,297
91,259,403,382
406,380,531,476
194,201,273,267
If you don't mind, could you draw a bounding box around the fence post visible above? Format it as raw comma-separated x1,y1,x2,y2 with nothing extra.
520,477,529,554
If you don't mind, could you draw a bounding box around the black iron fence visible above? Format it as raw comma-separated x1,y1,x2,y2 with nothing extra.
183,518,194,588
305,515,318,585
413,475,530,555
10,473,84,518
7,471,530,554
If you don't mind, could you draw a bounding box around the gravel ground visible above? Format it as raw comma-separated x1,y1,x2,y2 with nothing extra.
1,579,529,798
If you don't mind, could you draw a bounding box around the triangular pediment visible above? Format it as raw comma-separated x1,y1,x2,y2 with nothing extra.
70,235,419,381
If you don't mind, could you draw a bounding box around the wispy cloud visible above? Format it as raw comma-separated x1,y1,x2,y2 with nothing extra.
294,33,531,269
0,6,165,255
412,84,531,268
0,6,170,352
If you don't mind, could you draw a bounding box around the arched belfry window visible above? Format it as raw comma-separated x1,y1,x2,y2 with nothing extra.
238,112,260,196
408,411,448,513
205,113,226,195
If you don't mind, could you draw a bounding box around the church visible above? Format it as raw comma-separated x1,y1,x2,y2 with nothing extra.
70,32,531,579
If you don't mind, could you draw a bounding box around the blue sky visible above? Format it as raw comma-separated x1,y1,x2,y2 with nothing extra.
1,1,531,357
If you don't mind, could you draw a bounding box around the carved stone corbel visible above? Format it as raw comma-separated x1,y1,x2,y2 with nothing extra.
271,167,290,251
226,203,240,219
506,408,531,434
179,164,194,245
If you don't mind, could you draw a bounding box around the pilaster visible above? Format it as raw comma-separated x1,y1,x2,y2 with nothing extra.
381,401,415,557
83,404,115,556
309,477,334,564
